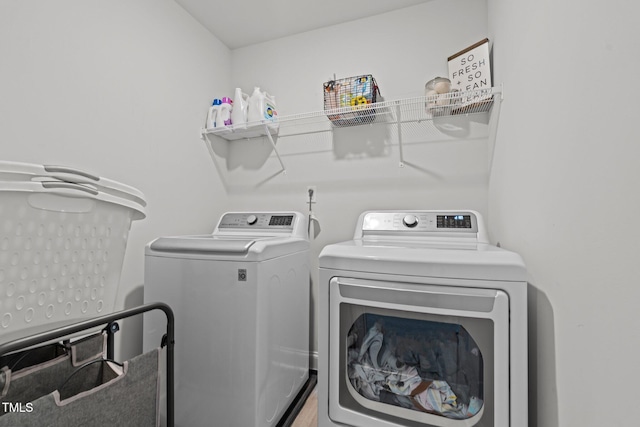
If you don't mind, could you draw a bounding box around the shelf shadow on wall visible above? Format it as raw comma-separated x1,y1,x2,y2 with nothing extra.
203,111,493,193
432,115,472,138
528,284,560,427
206,133,286,189
428,112,490,139
331,122,389,160
208,135,279,171
400,160,444,181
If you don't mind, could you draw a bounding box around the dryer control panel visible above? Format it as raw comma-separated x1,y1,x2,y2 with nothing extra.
360,211,481,235
218,212,296,230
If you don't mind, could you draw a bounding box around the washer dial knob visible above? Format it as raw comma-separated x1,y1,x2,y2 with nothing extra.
403,214,419,228
247,215,258,225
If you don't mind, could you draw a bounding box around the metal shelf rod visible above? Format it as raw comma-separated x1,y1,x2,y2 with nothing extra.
264,124,286,174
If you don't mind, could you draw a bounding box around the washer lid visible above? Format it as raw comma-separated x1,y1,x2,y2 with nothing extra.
146,234,309,261
149,235,258,255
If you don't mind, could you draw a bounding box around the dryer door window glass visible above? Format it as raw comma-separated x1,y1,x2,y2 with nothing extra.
345,312,486,420
329,277,509,427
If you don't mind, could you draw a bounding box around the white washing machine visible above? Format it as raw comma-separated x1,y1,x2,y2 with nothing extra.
318,210,528,427
143,212,310,427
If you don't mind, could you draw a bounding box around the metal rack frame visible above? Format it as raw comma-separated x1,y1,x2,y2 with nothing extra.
0,302,175,427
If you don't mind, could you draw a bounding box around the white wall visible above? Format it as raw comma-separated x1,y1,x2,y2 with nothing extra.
0,0,230,358
226,0,490,367
488,0,640,426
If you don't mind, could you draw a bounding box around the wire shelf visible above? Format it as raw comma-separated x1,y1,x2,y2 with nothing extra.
201,87,499,141
295,86,496,125
200,86,502,172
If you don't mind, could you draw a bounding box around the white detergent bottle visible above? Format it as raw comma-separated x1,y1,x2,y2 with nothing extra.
247,87,264,125
231,88,249,130
263,91,279,133
206,99,221,129
218,97,233,128
247,87,279,132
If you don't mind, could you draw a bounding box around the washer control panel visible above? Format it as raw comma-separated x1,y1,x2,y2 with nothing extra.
362,211,478,233
218,212,296,230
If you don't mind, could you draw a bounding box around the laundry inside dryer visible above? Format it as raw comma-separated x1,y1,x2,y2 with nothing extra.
345,312,485,420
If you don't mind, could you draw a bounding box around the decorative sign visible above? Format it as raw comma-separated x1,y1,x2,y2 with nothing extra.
448,39,492,111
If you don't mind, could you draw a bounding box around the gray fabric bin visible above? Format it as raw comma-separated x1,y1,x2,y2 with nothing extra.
0,348,160,427
0,333,106,416
0,343,66,373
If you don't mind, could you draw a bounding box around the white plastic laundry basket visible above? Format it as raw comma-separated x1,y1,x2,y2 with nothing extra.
0,161,146,207
0,162,146,339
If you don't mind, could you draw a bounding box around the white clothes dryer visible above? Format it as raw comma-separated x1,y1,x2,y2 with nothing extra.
318,210,528,427
143,212,310,427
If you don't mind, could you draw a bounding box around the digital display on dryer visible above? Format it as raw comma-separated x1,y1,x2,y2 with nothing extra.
437,215,472,229
269,215,293,226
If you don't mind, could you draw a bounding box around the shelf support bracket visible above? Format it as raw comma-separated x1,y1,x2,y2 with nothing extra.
396,102,404,167
263,124,286,175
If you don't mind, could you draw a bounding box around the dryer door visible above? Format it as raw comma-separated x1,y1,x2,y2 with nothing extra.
329,277,509,427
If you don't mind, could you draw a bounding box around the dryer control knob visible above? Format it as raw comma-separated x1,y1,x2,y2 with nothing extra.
403,214,419,228
247,215,258,225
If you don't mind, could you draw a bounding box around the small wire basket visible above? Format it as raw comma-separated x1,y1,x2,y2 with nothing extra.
323,75,380,127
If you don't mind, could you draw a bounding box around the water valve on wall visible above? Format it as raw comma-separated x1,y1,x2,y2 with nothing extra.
307,186,317,209
306,186,320,239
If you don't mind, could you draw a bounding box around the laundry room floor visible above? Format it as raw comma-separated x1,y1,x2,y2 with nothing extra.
291,387,317,427
276,372,318,427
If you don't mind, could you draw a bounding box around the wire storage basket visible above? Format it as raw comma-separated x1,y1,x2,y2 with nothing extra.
0,161,146,340
426,87,495,118
323,75,380,127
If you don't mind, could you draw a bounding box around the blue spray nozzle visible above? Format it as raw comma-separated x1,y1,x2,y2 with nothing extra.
212,99,222,106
